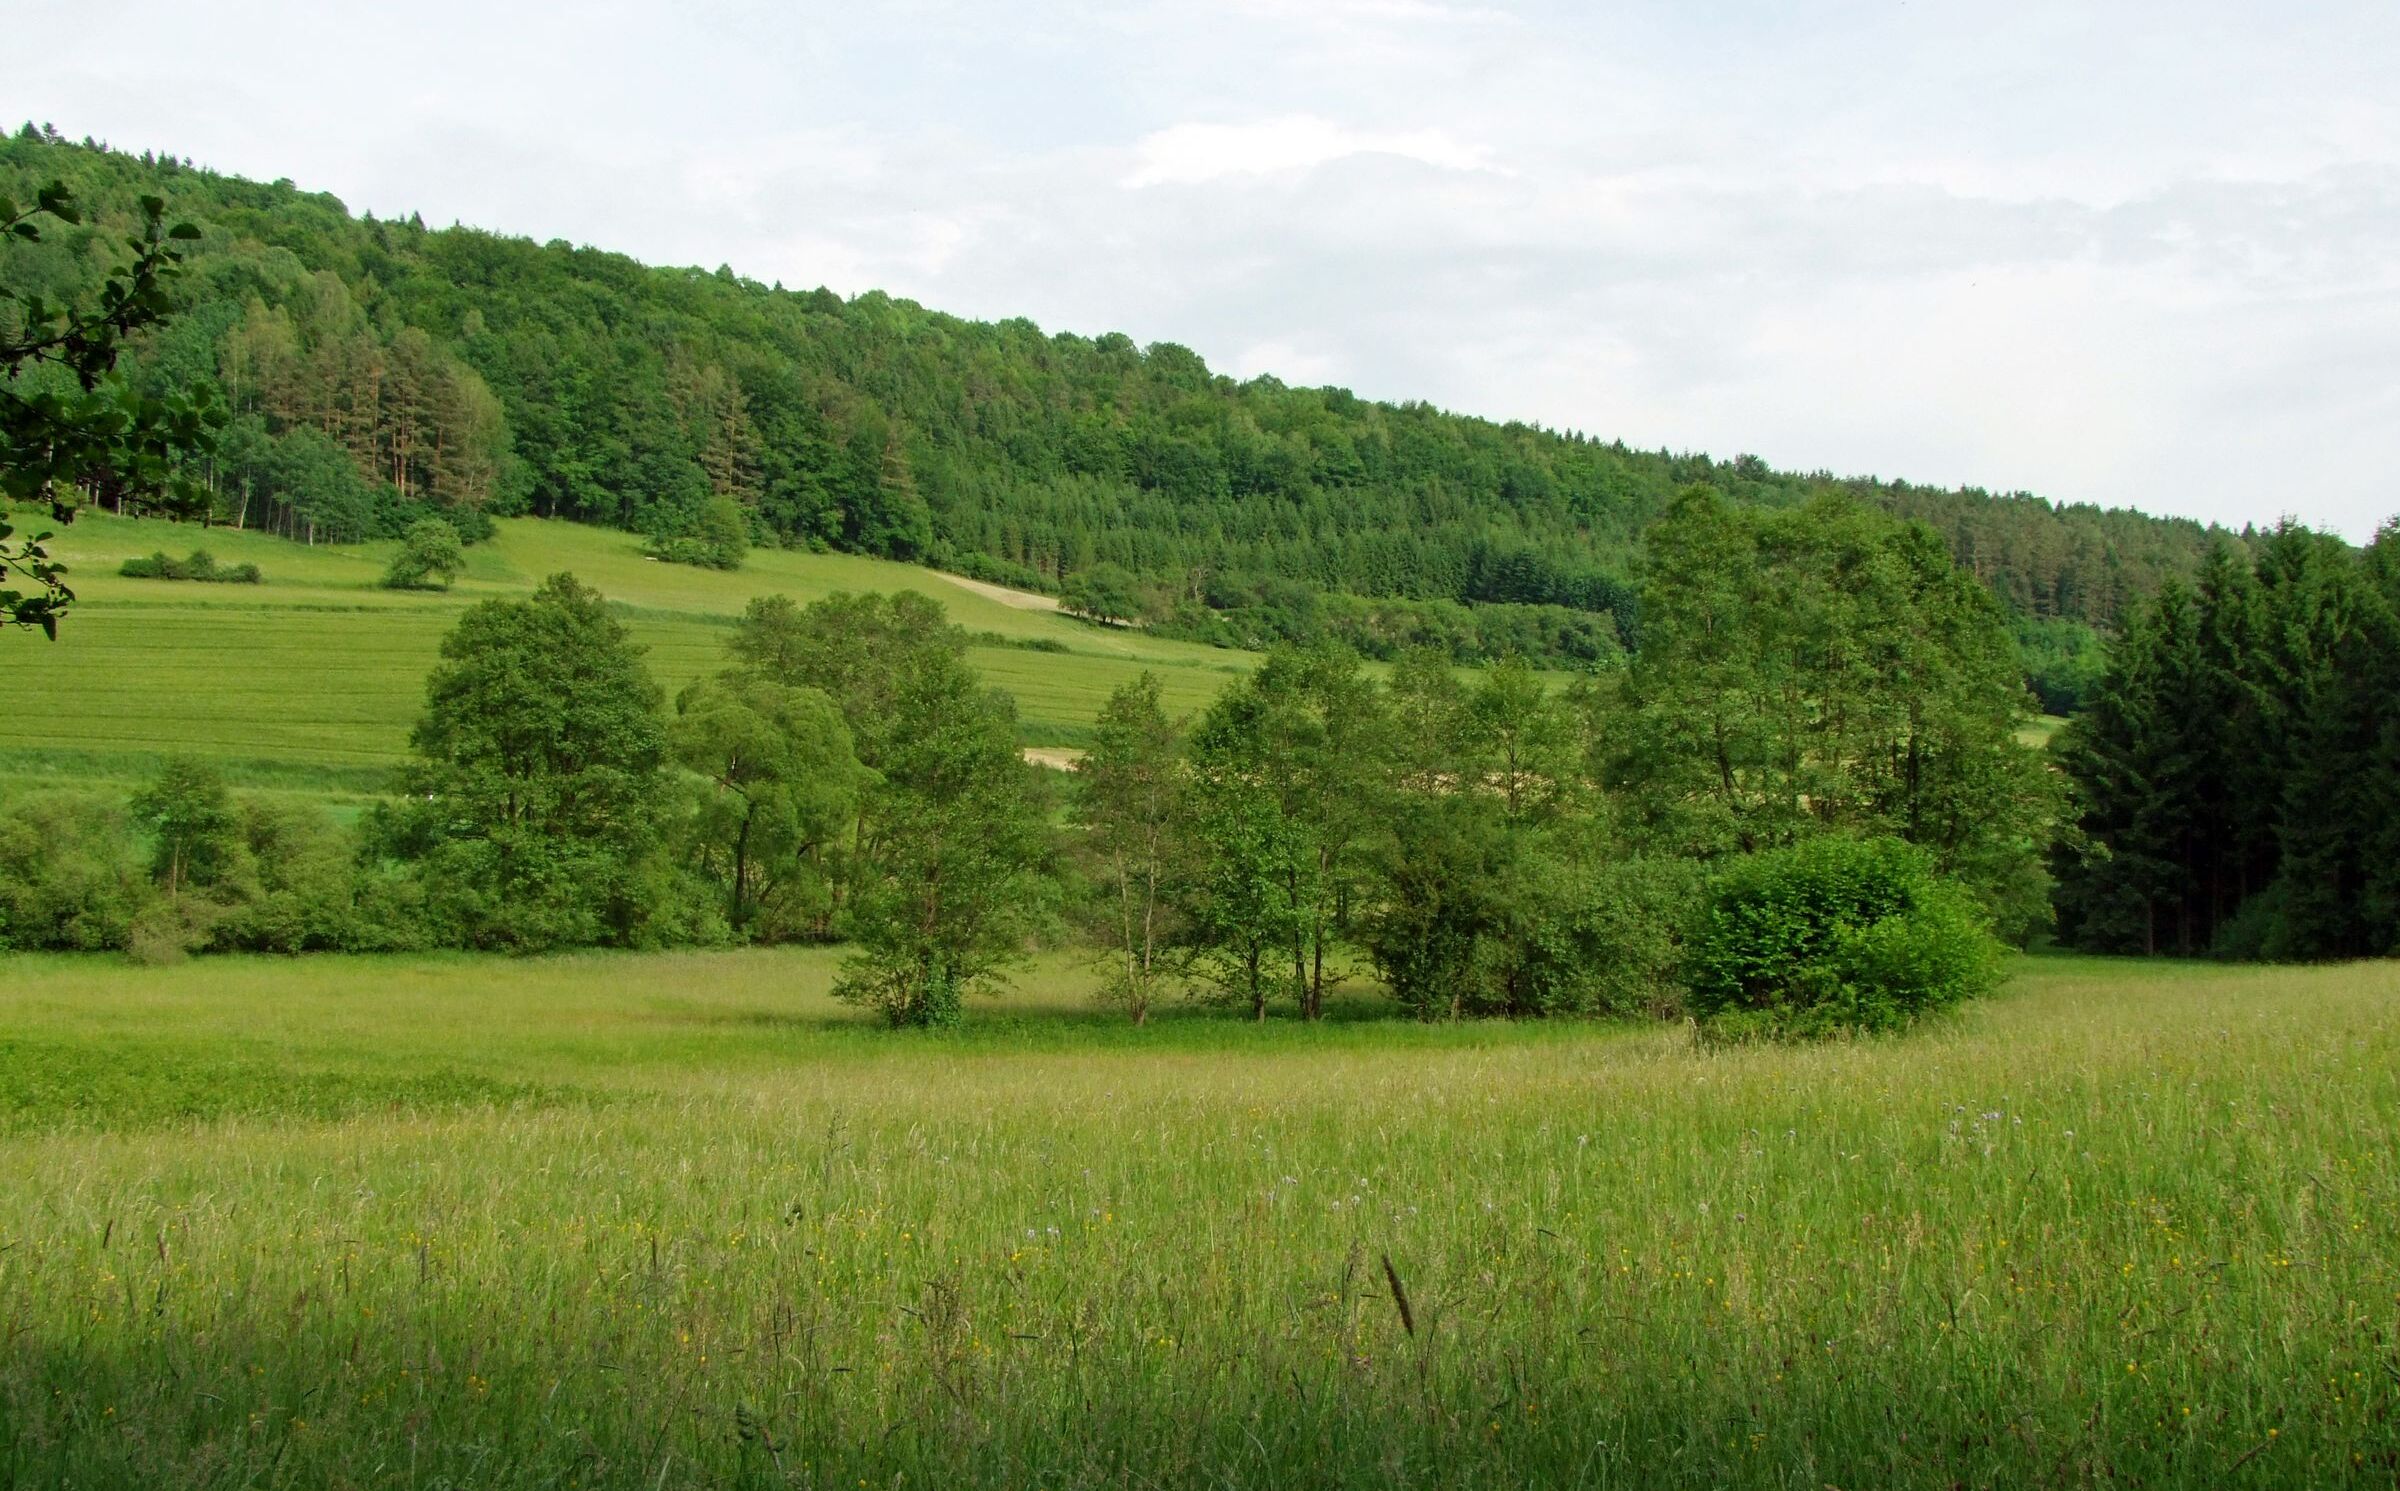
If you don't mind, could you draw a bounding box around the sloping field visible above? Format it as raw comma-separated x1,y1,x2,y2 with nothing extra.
0,512,1253,799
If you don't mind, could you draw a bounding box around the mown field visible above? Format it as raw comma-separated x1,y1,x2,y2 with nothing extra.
0,511,1256,806
0,950,2393,1488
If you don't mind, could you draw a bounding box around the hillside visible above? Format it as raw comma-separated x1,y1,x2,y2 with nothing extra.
2,125,2244,673
0,510,1253,807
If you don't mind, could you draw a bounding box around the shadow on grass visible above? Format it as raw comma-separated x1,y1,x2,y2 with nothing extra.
0,1036,585,1138
3,1322,2330,1491
656,993,1647,1062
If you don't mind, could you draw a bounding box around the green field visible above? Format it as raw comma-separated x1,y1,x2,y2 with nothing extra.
0,511,1257,803
0,950,2393,1488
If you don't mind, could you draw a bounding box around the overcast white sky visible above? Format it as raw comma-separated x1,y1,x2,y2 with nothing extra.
16,1,2400,536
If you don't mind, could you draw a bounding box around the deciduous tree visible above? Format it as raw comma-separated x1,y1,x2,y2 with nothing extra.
383,573,668,949
1074,674,1185,1023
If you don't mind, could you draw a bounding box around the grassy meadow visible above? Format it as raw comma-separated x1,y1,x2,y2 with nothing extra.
0,950,2394,1488
0,510,1257,805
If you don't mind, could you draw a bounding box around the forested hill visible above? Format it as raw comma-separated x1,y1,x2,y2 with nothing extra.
5,126,2240,665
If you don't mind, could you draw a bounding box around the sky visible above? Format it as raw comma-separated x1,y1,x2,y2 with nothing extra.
16,0,2400,538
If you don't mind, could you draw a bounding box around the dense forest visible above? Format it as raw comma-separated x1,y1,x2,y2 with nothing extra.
2056,522,2400,960
1,126,2249,683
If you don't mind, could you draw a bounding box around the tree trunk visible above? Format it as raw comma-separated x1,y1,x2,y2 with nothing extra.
730,812,752,933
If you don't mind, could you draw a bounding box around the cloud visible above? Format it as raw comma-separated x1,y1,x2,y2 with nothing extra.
9,0,2399,537
1123,116,1497,187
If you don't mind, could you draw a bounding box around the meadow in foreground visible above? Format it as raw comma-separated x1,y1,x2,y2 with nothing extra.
0,951,2394,1489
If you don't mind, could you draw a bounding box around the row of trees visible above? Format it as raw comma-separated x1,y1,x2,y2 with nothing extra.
0,576,1051,1024
2056,522,2400,960
376,576,1058,1023
0,490,2060,1024
1076,489,2060,1022
3,128,2245,670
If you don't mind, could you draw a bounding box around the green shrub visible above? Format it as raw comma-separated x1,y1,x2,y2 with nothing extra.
1061,562,1143,625
1685,836,2003,1040
1366,828,1700,1022
381,518,467,590
1542,855,1702,1020
643,495,749,571
2210,880,2289,962
951,550,1048,591
118,549,263,583
205,800,373,953
0,791,151,952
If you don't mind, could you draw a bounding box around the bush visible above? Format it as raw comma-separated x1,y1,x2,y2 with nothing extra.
1534,855,1702,1020
118,550,263,583
126,897,214,965
382,518,467,590
1061,563,1143,626
1366,825,1700,1022
1685,836,2003,1040
205,800,373,953
949,551,1049,592
644,495,749,570
0,791,151,951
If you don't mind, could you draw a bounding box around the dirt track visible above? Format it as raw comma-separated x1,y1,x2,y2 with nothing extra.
936,572,1061,612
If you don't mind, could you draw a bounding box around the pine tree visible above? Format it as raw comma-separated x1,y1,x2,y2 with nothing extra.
2055,581,2207,953
2263,551,2399,958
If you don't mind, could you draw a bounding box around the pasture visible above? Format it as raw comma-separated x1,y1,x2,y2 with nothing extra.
0,511,1254,805
0,951,2393,1488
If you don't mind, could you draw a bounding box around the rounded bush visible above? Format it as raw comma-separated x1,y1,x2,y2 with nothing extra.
1685,836,2003,1040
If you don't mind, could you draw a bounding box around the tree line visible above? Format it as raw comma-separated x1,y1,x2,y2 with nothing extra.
1,489,2061,1029
3,126,2245,675
2055,521,2400,960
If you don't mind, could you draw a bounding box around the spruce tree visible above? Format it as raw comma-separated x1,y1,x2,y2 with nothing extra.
2055,582,2206,953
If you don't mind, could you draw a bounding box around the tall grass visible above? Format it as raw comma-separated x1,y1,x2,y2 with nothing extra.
0,951,2392,1487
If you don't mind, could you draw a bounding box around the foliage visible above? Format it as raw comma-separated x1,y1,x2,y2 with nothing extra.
729,591,1053,1025
1061,562,1143,626
204,797,383,953
2012,614,2107,715
381,515,466,590
1360,652,1696,1020
127,755,237,897
1685,835,2005,1040
4,491,2065,1035
1072,673,1186,1022
670,670,865,939
0,790,148,950
1617,488,2062,938
0,774,391,957
1184,648,1388,1020
646,492,749,570
117,547,260,582
379,572,670,950
1150,579,1627,670
2057,524,2400,959
1,170,222,635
